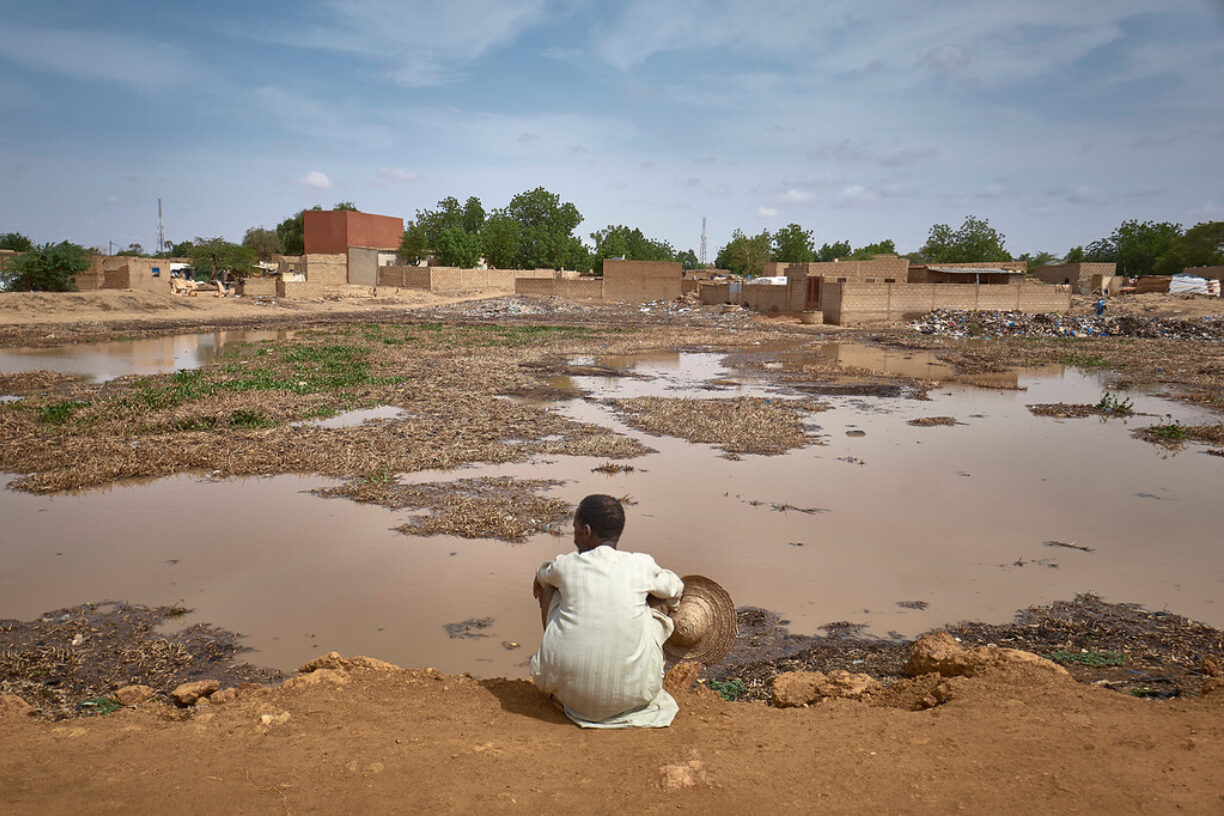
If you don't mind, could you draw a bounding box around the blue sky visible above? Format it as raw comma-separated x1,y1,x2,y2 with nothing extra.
2,0,1222,259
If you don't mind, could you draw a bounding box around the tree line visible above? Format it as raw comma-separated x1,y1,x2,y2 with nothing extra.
3,204,1222,291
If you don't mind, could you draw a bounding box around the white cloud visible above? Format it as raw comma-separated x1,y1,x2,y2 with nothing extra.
923,44,971,74
105,196,120,205
877,147,937,167
300,171,334,190
757,206,778,218
378,167,418,183
782,189,813,203
978,183,1006,198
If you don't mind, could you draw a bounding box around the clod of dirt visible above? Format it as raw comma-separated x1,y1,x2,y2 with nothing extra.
445,618,494,639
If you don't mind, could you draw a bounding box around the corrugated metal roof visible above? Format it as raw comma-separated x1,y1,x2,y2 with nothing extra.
927,267,1021,274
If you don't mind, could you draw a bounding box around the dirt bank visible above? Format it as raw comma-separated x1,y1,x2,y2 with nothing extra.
3,653,1223,815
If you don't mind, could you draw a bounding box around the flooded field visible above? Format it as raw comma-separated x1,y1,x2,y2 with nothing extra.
1,336,1221,680
0,329,294,383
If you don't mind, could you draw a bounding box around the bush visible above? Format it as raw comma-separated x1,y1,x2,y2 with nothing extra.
2,241,89,291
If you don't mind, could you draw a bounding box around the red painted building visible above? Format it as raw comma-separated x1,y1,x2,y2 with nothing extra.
303,210,403,254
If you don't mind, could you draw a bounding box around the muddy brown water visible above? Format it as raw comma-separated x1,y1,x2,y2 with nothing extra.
1,339,1222,680
0,329,294,383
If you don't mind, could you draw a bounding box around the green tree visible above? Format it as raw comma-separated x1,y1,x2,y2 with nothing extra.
845,239,897,260
1086,220,1183,276
399,222,429,266
2,241,89,291
434,226,483,267
771,224,814,263
0,232,34,252
589,224,676,273
188,237,257,280
1016,251,1060,273
677,249,702,270
115,243,145,257
1063,246,1085,263
462,197,486,235
415,197,465,252
275,206,322,255
718,229,773,277
1155,221,1224,275
815,240,851,262
496,187,586,270
481,216,522,269
242,227,283,261
920,215,1010,263
332,201,358,211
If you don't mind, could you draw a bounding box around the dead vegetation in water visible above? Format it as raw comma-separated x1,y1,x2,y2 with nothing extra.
1133,422,1224,449
316,476,571,542
0,370,85,395
0,602,281,720
610,396,827,455
906,416,961,427
0,323,669,493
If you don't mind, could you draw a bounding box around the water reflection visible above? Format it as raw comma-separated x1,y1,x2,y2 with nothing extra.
0,329,295,382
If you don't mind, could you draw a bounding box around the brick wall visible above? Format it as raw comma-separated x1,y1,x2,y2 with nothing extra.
303,210,403,254
515,278,605,300
602,260,683,302
822,282,1071,325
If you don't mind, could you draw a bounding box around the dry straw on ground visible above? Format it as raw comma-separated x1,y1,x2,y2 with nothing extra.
611,396,827,455
906,416,961,427
316,476,571,542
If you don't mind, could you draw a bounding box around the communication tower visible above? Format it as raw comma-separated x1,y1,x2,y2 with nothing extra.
699,217,708,265
157,198,165,254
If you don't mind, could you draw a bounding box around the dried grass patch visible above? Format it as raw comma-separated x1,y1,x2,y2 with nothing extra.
0,370,84,395
611,396,826,455
317,476,570,542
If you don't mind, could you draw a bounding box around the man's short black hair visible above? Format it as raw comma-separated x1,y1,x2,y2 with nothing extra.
576,494,625,541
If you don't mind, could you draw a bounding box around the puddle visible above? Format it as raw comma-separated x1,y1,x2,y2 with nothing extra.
292,406,407,429
1,341,1222,680
0,329,295,382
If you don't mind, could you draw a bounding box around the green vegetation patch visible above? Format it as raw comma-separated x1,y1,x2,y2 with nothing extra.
709,678,747,702
38,400,88,424
1059,353,1112,369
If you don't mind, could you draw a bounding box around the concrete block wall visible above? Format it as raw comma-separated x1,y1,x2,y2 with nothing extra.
239,278,277,296
932,261,1028,273
1184,266,1224,281
277,280,327,298
1033,263,1116,290
741,284,791,313
304,254,347,286
347,247,380,287
699,282,732,305
515,278,605,300
602,260,683,303
822,282,1071,325
807,257,909,282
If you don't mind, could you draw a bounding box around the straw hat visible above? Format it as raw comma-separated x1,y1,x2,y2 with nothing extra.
664,575,737,665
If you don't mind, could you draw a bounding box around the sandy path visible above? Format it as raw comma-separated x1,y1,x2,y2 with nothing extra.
2,661,1222,814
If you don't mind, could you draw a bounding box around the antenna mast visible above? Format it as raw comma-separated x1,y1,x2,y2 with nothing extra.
699,217,708,265
157,198,165,254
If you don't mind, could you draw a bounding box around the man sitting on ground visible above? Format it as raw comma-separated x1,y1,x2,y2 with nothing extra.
530,494,684,728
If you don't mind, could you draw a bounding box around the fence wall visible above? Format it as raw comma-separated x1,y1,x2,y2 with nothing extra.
822,282,1071,325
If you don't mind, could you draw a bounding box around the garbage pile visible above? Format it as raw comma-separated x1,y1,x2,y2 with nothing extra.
909,310,1224,341
416,295,601,318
